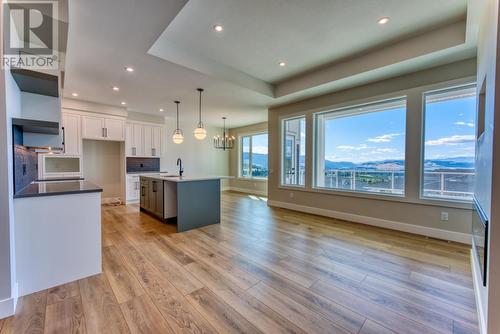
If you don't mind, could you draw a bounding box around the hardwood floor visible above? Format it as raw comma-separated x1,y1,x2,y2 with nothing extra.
1,191,479,334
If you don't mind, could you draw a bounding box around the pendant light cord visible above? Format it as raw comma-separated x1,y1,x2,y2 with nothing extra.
198,89,203,124
175,101,180,130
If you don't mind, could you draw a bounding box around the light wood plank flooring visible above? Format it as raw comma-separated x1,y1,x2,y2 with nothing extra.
1,191,479,334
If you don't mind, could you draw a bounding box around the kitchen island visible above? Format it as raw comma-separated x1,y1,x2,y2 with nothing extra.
140,175,229,232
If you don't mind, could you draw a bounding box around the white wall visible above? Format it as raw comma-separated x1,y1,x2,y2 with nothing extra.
82,140,125,201
0,68,22,318
473,0,500,333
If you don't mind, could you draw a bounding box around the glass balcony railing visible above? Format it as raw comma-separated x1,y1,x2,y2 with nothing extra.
299,169,475,200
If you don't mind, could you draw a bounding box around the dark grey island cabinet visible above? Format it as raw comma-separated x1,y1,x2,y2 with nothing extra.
139,175,230,232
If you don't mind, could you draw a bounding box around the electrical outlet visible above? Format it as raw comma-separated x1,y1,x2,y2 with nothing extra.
289,192,294,199
440,212,449,221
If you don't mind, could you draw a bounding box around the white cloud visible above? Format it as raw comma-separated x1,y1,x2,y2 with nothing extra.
367,133,401,143
425,135,475,146
252,146,268,154
371,148,397,153
454,121,475,128
336,144,371,151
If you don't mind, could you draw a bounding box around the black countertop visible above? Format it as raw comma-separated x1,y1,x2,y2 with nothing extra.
14,180,103,199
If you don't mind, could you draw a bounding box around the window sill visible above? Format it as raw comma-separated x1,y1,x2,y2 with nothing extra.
277,185,472,210
235,177,268,182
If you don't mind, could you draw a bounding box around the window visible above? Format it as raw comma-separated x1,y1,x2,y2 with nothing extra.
240,133,268,178
314,98,406,195
282,117,306,186
422,85,476,201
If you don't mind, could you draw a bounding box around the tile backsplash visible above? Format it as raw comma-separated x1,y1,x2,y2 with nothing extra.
126,157,160,173
14,145,38,193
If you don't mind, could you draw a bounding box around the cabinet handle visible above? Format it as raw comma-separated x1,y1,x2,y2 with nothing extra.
141,186,145,197
132,147,136,156
61,126,66,154
152,148,155,156
152,181,157,192
102,128,105,138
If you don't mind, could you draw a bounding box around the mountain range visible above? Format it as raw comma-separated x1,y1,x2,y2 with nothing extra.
246,153,474,171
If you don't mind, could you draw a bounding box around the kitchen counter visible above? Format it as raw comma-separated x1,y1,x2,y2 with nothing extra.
140,175,231,232
14,179,102,296
14,180,103,198
145,175,232,183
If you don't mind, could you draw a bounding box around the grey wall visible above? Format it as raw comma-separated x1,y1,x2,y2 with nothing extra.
228,122,268,195
268,58,477,236
474,0,500,332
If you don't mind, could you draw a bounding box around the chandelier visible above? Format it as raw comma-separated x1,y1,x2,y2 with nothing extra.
213,117,235,150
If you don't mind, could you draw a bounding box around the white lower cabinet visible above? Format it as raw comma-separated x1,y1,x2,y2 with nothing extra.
126,175,140,203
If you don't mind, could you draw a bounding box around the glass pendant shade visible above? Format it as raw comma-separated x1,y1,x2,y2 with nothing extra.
172,129,184,144
194,123,207,140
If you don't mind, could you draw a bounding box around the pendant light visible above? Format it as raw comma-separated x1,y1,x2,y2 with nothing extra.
213,117,235,150
194,88,207,140
172,100,184,144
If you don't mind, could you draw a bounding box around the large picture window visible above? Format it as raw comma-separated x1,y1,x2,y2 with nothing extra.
240,133,268,178
422,85,476,201
282,117,306,186
314,98,406,195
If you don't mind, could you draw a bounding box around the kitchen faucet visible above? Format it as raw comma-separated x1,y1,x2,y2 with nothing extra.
177,158,184,177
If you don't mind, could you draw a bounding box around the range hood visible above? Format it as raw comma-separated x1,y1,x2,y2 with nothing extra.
12,118,59,135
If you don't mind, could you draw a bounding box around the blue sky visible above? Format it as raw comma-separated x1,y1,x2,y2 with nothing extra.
323,95,476,163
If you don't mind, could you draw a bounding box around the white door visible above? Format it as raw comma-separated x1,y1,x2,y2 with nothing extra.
152,126,162,157
62,113,81,155
143,125,153,157
104,118,125,141
132,123,143,156
81,115,105,139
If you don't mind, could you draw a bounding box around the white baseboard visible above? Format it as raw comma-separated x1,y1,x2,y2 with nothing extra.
228,187,267,197
267,200,471,244
471,249,487,334
0,282,18,319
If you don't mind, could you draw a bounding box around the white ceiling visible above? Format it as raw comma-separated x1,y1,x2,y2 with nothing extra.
151,0,466,83
64,0,478,128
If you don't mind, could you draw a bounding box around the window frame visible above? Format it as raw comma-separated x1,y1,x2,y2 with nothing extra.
280,115,307,188
312,97,408,197
420,83,477,203
238,131,268,180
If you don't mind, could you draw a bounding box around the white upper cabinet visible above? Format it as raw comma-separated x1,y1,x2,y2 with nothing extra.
126,123,144,156
81,115,105,140
81,115,125,141
104,118,125,141
126,121,163,157
152,126,162,157
61,113,81,156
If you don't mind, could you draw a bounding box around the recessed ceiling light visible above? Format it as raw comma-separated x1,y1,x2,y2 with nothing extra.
71,92,78,97
112,86,120,91
213,25,224,32
378,17,389,25
121,101,126,105
159,108,164,112
124,66,134,72
279,61,286,67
